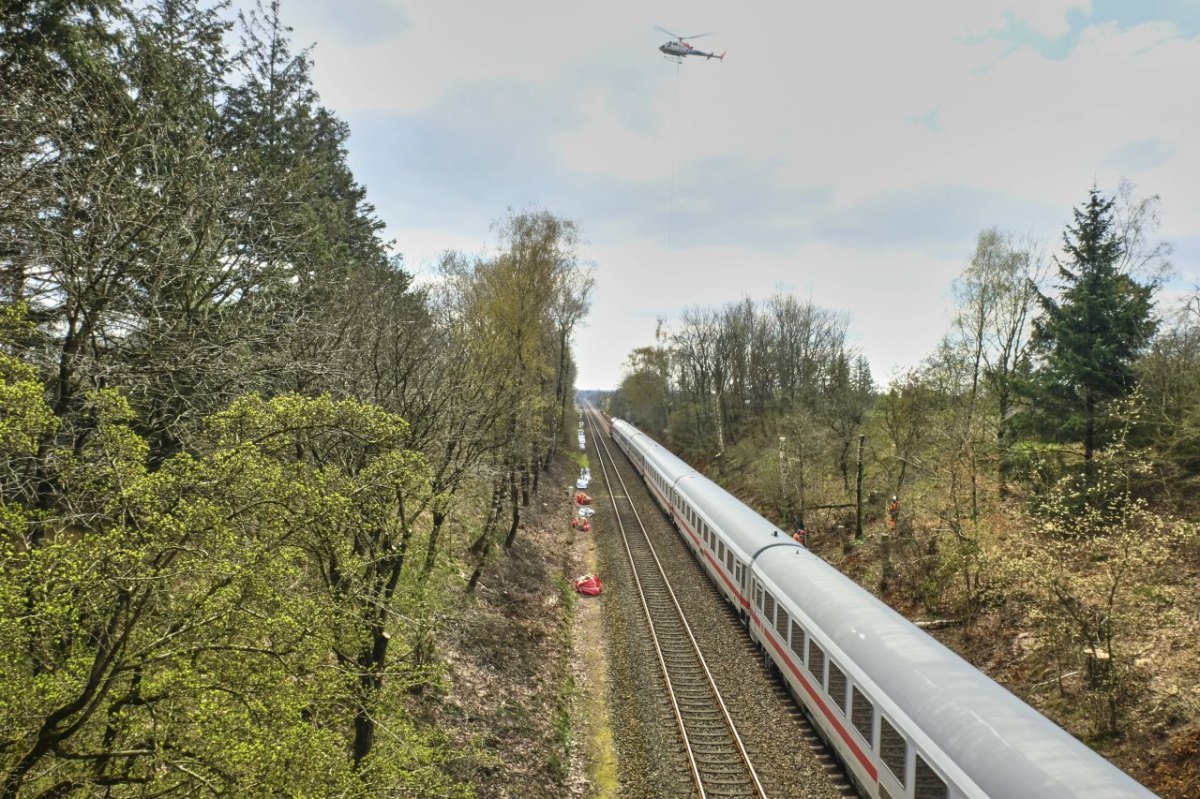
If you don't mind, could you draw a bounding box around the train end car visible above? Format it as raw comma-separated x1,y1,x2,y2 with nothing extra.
750,545,1157,799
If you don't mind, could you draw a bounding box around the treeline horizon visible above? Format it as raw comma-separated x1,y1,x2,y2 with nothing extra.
2,1,591,796
612,182,1193,503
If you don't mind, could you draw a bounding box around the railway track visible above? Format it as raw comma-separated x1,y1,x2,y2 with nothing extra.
585,410,769,799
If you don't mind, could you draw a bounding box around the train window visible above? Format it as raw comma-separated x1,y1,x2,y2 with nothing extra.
827,662,848,712
879,716,908,788
754,584,763,610
718,541,725,562
725,550,734,572
789,621,805,659
879,789,893,799
775,607,789,639
914,754,948,799
850,687,873,747
763,593,776,627
807,640,825,684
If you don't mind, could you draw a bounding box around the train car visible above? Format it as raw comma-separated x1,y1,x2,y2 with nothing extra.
608,418,1157,799
610,418,652,476
611,418,784,613
616,422,692,516
672,470,789,617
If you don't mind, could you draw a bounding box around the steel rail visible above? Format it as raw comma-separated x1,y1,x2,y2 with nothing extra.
584,407,768,799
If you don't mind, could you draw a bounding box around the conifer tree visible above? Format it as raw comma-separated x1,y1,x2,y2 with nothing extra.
1023,187,1157,477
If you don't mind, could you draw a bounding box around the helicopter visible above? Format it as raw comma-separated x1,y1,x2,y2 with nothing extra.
656,26,725,63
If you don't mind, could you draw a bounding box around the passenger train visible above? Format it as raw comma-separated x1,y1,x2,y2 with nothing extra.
608,417,1156,799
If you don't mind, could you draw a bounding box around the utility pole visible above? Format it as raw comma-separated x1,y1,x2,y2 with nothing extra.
778,436,790,526
855,433,865,542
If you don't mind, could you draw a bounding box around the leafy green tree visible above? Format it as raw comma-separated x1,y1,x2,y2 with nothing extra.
0,387,355,797
822,352,873,494
223,0,391,397
1004,441,1196,737
1021,187,1157,480
203,393,435,772
614,343,671,438
434,211,588,589
0,365,459,795
1135,294,1200,493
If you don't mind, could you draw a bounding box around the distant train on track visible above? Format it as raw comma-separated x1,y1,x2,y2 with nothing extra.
607,416,1156,799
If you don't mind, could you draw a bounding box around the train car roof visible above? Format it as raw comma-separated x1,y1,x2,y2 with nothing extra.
754,546,1154,798
674,472,789,558
609,418,642,441
612,419,785,557
613,418,695,485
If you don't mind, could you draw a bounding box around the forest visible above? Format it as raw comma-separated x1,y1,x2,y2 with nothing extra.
1,1,592,796
608,187,1200,794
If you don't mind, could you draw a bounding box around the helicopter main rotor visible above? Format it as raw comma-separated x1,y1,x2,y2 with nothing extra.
654,25,711,42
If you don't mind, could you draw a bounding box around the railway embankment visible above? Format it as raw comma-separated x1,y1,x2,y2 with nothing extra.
583,411,852,799
418,454,608,799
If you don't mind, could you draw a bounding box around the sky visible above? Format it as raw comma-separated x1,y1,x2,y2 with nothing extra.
255,0,1200,389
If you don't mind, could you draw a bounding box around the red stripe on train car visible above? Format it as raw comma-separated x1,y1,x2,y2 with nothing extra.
638,459,877,783
646,479,750,609
752,613,878,781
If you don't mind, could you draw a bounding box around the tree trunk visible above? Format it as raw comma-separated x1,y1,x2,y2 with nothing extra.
466,480,505,593
421,508,447,581
504,468,521,549
1084,390,1096,484
880,533,893,593
520,457,531,507
351,628,391,766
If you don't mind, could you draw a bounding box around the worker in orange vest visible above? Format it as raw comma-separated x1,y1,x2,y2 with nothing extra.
791,516,807,547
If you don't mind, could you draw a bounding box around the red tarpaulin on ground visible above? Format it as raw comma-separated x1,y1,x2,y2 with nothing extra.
571,516,591,532
574,492,592,505
574,573,602,596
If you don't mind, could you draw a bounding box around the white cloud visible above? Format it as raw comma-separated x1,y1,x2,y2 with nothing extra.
256,0,1200,389
1015,0,1092,39
557,91,674,181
